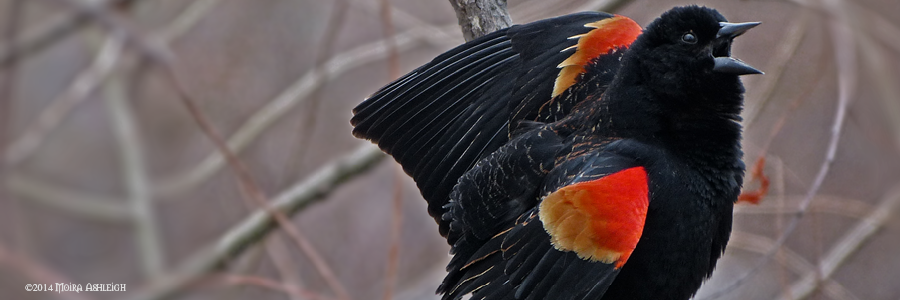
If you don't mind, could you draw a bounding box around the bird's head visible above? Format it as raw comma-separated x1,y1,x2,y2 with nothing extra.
620,6,761,100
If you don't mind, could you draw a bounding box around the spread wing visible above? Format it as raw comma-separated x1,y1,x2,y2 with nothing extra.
441,132,650,300
351,12,642,237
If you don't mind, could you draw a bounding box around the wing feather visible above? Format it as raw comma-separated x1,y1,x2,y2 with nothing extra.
352,12,631,236
353,10,650,300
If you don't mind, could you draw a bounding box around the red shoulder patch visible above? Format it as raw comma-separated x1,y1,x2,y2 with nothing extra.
538,167,649,268
552,15,642,97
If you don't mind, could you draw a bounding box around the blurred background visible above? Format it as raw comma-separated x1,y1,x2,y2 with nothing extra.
0,0,898,299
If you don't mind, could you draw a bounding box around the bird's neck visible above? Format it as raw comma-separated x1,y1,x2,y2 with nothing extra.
590,77,745,164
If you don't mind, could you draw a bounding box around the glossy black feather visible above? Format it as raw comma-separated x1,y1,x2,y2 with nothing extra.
353,5,755,300
439,123,648,299
351,12,622,237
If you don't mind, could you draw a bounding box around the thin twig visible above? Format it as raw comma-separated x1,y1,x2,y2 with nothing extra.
774,184,900,300
0,244,96,300
4,0,222,217
279,0,350,185
153,0,221,43
104,55,166,278
0,0,140,69
754,51,831,158
43,0,171,63
735,194,873,219
774,154,790,298
381,0,400,79
153,24,460,196
3,0,450,222
783,0,900,152
4,1,458,211
263,234,309,300
383,167,404,300
850,2,900,55
160,62,352,299
728,231,814,279
850,11,900,153
743,8,811,128
0,0,27,258
820,282,862,300
350,0,458,42
0,0,20,167
5,174,132,221
4,0,217,167
124,144,384,300
153,0,631,196
723,231,859,300
205,274,328,300
5,22,125,226
4,32,124,166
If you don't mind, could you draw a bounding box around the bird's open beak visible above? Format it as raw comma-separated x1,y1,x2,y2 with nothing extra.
713,22,763,75
717,22,760,39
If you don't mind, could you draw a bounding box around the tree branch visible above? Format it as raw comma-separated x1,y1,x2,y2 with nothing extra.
153,25,459,196
104,59,166,278
448,0,512,41
125,144,385,300
775,183,900,300
0,0,140,69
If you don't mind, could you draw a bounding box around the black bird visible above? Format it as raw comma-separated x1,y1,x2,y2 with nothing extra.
352,5,761,300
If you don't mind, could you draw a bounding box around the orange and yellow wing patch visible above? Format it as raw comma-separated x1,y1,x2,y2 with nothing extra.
552,16,642,97
538,167,649,268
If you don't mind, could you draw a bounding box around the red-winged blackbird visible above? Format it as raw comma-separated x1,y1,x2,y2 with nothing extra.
352,5,761,300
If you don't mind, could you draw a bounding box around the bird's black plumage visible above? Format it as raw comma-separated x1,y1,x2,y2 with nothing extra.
352,5,759,300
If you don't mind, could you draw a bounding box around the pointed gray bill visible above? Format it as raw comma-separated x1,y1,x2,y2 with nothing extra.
717,22,761,39
713,57,763,75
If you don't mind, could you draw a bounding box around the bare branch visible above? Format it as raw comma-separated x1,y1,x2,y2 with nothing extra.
154,25,460,196
0,0,139,69
5,174,132,221
727,231,815,279
104,61,166,278
0,0,27,257
4,0,453,221
154,0,222,43
43,0,171,63
0,0,20,166
735,194,873,219
212,274,327,300
723,231,860,300
743,8,811,128
350,0,458,42
4,0,222,219
851,2,900,54
4,0,218,167
263,234,308,300
33,2,360,294
124,144,385,300
849,7,900,153
279,0,351,185
4,33,125,166
160,59,353,299
573,0,633,12
448,0,512,41
774,183,900,300
0,245,96,300
383,167,404,300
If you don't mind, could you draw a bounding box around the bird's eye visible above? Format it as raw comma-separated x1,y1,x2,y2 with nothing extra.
681,32,697,44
